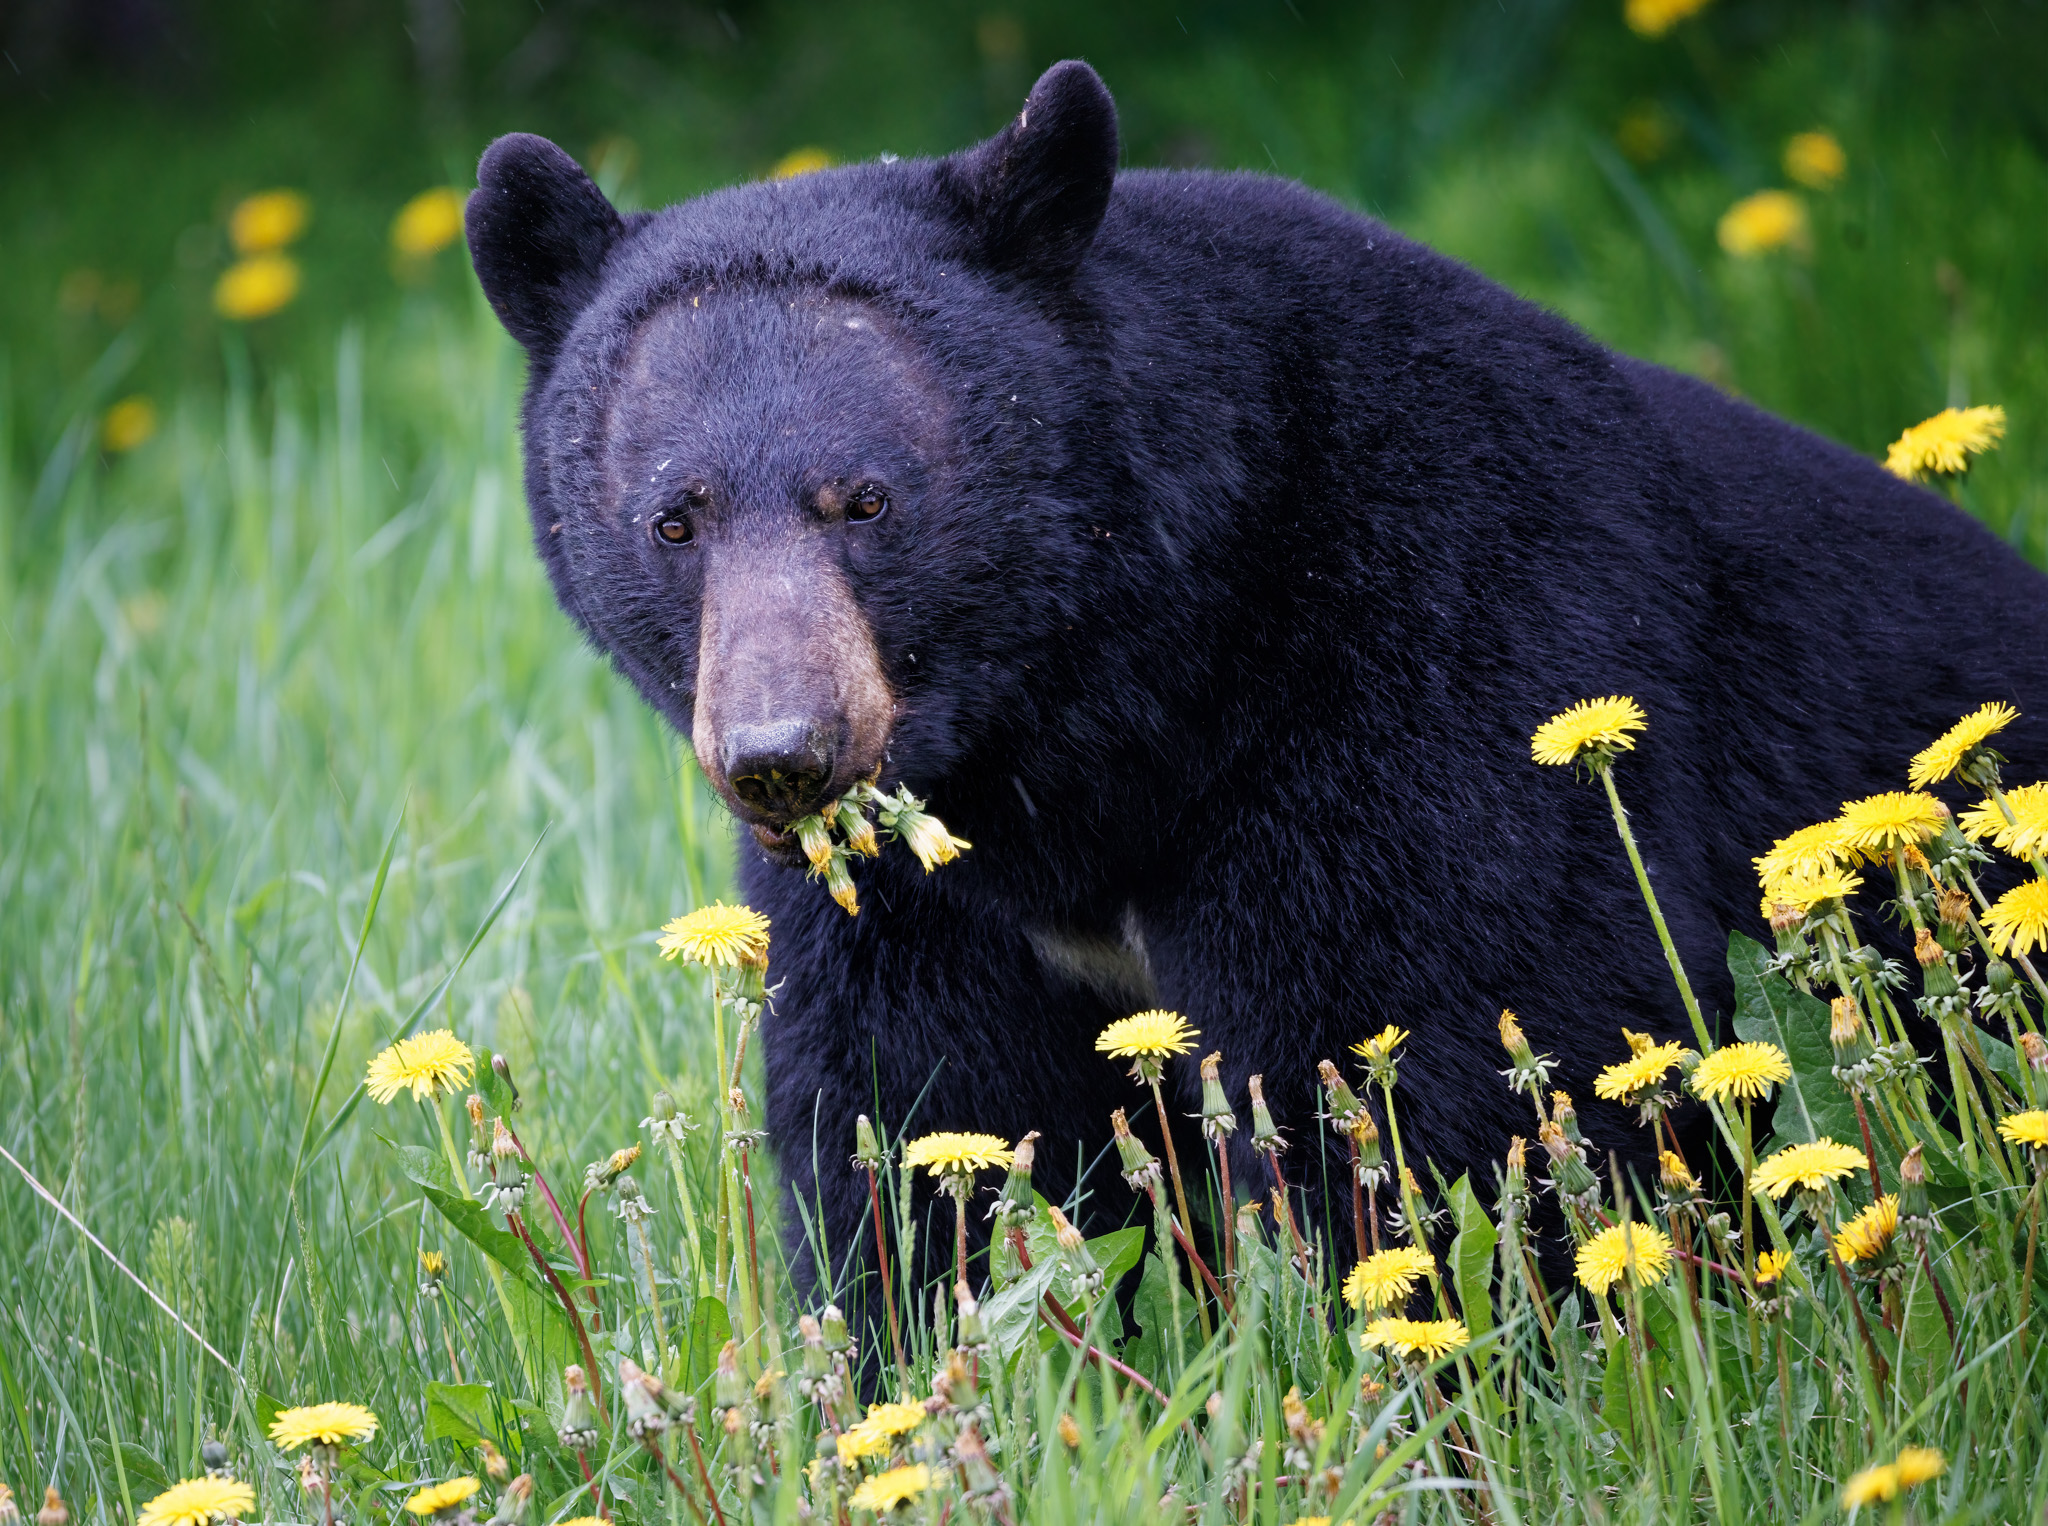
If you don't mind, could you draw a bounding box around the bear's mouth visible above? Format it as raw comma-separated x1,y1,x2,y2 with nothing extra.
748,820,810,868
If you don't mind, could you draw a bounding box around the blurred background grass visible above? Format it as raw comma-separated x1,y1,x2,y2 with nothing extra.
2,0,2045,1506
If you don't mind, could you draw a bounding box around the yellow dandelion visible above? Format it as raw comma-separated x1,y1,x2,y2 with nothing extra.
1752,1138,1867,1199
1291,1519,1332,1526
213,254,300,320
770,147,835,180
1984,879,2048,957
1841,1464,1900,1509
102,395,159,453
1624,0,1711,37
1758,864,1863,919
1834,791,1946,858
836,1423,893,1464
1996,1109,2048,1150
137,1478,256,1526
1754,1248,1791,1285
901,1133,1014,1177
392,188,468,259
1689,1042,1791,1103
418,1250,447,1279
1834,1194,1898,1264
1095,1010,1199,1059
1960,782,2048,862
229,189,311,254
1885,405,2006,481
1717,190,1808,257
1908,702,2018,789
364,1029,475,1104
1574,1221,1675,1296
404,1479,480,1517
1592,1040,1685,1101
1529,696,1647,766
848,1464,932,1513
1341,1245,1436,1311
1754,819,1855,888
556,1519,606,1526
657,901,771,968
269,1400,379,1449
1350,1025,1410,1064
1892,1447,1946,1487
1783,130,1846,189
858,1400,931,1437
1359,1316,1470,1361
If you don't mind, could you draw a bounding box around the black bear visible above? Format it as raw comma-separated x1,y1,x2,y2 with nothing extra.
466,61,2048,1330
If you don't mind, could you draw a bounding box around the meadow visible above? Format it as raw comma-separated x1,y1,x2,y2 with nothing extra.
3,2,2047,1522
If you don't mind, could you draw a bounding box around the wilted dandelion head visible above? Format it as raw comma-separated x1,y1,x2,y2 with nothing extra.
1341,1245,1435,1311
391,188,468,258
1593,1039,1685,1101
1754,1248,1791,1285
136,1478,256,1526
1908,702,2017,788
1996,1109,2048,1152
899,811,971,872
1834,791,1946,857
1623,0,1711,37
365,1029,475,1105
1885,405,2006,481
1783,130,1846,189
901,1132,1014,1179
1752,1138,1867,1199
403,1479,480,1517
1834,1194,1899,1264
1529,696,1646,767
1575,1221,1674,1296
1718,190,1808,257
848,1463,932,1513
1688,1042,1790,1103
657,901,770,968
1095,1010,1198,1059
214,254,300,320
229,189,310,254
268,1401,379,1449
1983,879,2048,957
1359,1316,1470,1361
1960,782,2048,862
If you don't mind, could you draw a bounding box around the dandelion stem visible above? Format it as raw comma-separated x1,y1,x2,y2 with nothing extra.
1347,1132,1369,1266
1037,1295,1169,1404
1214,1134,1238,1295
643,1438,708,1526
866,1163,909,1385
507,1210,608,1425
687,1424,729,1526
505,1118,588,1285
1823,1215,1890,1408
1600,767,1711,1052
2020,1169,2044,1380
1148,1076,1213,1342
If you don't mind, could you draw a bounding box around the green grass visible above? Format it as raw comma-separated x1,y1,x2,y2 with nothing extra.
4,2,2048,1521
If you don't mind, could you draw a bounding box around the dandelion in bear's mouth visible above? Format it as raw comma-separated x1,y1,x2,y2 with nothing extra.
657,901,771,968
364,1031,474,1104
1909,701,2017,788
1529,695,1647,768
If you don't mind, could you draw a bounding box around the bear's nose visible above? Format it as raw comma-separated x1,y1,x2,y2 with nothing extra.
723,720,834,819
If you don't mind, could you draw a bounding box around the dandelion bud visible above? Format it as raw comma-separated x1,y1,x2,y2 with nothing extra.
820,1303,851,1353
1248,1073,1285,1150
1200,1052,1238,1137
824,850,859,915
487,1476,534,1526
485,1118,528,1212
1505,1136,1527,1190
993,1130,1039,1226
1110,1108,1161,1189
611,1173,654,1222
478,1439,509,1482
1235,1199,1264,1242
1058,1413,1081,1449
795,814,836,872
36,1492,66,1526
619,1358,670,1437
1551,1090,1582,1146
714,1340,747,1409
466,1094,491,1171
1913,927,1943,966
1988,959,2018,997
1659,1150,1696,1193
853,1114,887,1169
1766,896,1805,934
840,801,880,859
1538,1119,1597,1197
1902,843,1932,874
491,1052,521,1107
2021,1032,2048,1073
1498,1009,1533,1066
1898,1143,1933,1240
1318,1059,1366,1130
419,1248,448,1298
954,1281,987,1349
558,1366,600,1450
1829,996,1874,1067
1354,1110,1384,1183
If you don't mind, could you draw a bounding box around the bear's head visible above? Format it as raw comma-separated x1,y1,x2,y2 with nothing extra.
466,62,1127,864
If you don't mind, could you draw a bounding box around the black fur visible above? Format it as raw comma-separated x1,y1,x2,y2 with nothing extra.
469,62,2048,1341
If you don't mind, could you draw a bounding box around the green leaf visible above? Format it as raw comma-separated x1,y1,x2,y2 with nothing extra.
980,1255,1060,1363
685,1297,732,1397
424,1382,518,1451
1445,1173,1497,1340
1728,932,1849,1148
391,1144,537,1280
476,1046,515,1116
89,1443,168,1501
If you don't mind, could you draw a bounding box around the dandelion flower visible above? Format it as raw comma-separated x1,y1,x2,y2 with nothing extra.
1754,819,1855,888
556,1519,606,1526
1996,1109,2048,1150
1593,1040,1685,1101
657,902,770,968
1834,791,1945,858
771,147,835,180
1350,1025,1410,1064
364,1029,475,1104
1841,1447,1943,1510
1575,1221,1674,1295
848,1464,932,1513
836,1425,892,1464
1688,1042,1791,1103
1341,1246,1436,1310
1892,1448,1946,1487
1530,696,1647,766
858,1400,930,1437
1960,782,2048,861
1834,1194,1898,1264
137,1479,256,1526
269,1401,379,1449
1095,1010,1199,1059
1717,190,1808,257
214,254,300,320
1909,703,2018,788
102,395,158,453
229,189,311,254
404,1479,480,1517
1885,405,2006,481
1754,1248,1791,1285
391,188,468,259
1757,864,1863,920
1624,0,1711,37
1783,130,1847,189
1983,879,2048,957
1752,1138,1867,1199
902,1133,1014,1177
1360,1316,1469,1361
899,811,971,872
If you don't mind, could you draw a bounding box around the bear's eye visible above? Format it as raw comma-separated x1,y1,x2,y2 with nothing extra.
847,485,889,523
653,513,693,546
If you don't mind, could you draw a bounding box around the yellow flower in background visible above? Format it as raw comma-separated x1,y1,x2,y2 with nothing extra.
1717,190,1808,257
1996,1109,2048,1150
657,901,771,968
1892,1447,1947,1487
1841,1446,1944,1509
214,254,300,320
392,188,468,258
1885,405,2007,481
1834,1194,1898,1264
365,1029,474,1104
1835,791,1946,859
1960,782,2048,861
836,1424,893,1464
1909,702,2019,788
771,147,834,180
1096,1010,1199,1059
1341,1245,1436,1310
1754,819,1855,888
1689,1041,1791,1102
858,1399,930,1437
848,1463,931,1513
1624,0,1711,37
229,189,311,254
1530,695,1647,766
1783,130,1847,189
1575,1221,1674,1295
102,395,159,453
1350,1025,1410,1065
1593,1039,1685,1101
1360,1316,1470,1360
404,1479,479,1517
901,1132,1014,1177
1752,1138,1867,1199
1983,879,2048,956
269,1400,379,1448
1755,1248,1791,1285
136,1478,256,1526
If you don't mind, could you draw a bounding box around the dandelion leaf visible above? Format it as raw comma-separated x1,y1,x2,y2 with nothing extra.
425,1381,519,1452
1728,932,1844,1146
685,1296,731,1396
1445,1173,1497,1340
89,1442,168,1500
979,1255,1060,1363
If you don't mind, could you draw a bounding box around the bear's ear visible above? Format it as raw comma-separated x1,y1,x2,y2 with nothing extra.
466,133,623,362
948,59,1118,280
